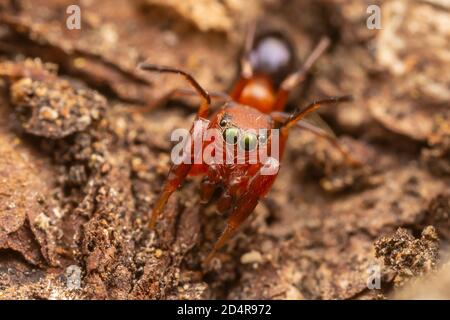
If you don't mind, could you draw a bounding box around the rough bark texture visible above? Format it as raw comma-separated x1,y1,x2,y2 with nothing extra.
0,0,449,299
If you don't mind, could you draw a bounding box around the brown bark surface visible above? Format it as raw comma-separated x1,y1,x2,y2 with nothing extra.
0,0,449,299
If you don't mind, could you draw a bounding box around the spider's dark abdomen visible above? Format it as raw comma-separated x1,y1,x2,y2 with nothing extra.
250,32,296,86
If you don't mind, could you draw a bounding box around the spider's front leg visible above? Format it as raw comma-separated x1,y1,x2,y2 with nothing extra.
204,157,280,264
150,163,191,228
138,63,213,229
149,119,209,228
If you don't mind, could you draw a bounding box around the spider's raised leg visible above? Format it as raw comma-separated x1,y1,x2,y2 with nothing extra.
139,63,212,228
271,109,361,166
273,37,330,111
230,23,257,100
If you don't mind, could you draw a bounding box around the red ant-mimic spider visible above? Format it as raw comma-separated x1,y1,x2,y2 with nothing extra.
139,26,357,264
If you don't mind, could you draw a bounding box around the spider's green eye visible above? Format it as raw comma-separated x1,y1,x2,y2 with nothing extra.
239,132,258,151
219,119,228,127
223,127,240,145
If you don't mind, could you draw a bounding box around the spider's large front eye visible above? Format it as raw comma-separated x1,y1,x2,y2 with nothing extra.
239,132,258,151
219,119,228,127
223,127,240,145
